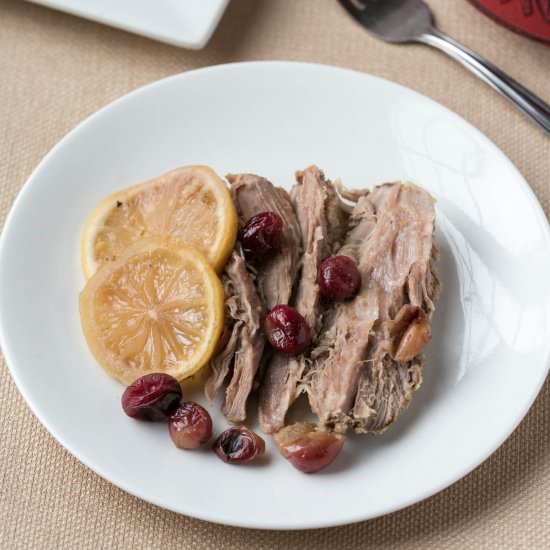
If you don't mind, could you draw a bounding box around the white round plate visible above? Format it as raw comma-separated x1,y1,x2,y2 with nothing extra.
1,62,549,530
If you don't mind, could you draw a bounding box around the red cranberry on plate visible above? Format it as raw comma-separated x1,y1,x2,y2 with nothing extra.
121,373,182,421
274,422,345,473
168,402,213,449
213,427,265,464
317,255,360,301
264,304,311,356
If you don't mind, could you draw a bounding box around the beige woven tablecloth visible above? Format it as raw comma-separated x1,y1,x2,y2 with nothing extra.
1,0,549,547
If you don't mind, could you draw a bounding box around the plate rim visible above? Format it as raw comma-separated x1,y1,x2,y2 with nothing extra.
1,61,549,530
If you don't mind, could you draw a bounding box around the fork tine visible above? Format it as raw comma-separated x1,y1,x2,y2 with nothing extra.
339,0,378,28
338,0,366,22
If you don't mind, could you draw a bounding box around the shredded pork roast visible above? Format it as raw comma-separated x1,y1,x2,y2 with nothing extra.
206,168,439,436
205,173,301,421
305,182,439,433
259,166,356,434
204,245,265,422
228,173,301,310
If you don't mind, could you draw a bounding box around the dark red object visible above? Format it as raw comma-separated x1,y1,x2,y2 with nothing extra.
238,211,283,261
317,255,361,301
212,427,265,464
264,305,311,356
468,0,550,44
121,373,182,421
168,402,213,449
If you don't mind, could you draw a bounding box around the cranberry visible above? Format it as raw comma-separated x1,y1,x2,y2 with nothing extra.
121,373,182,421
213,427,265,464
317,255,360,301
264,305,311,356
238,211,283,261
274,422,345,473
168,402,213,449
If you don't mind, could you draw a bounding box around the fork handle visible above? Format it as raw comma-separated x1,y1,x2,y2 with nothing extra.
417,28,550,136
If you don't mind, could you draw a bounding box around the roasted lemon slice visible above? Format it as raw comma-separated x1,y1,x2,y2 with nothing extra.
79,238,224,385
81,165,237,278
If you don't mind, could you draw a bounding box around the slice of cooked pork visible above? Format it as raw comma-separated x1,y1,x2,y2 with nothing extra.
258,166,355,434
207,174,300,422
204,245,265,422
306,182,439,433
228,173,301,310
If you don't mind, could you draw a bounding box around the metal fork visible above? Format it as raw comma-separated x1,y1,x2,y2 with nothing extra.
339,0,550,136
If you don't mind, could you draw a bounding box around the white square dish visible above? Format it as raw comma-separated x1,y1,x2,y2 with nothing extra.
26,0,230,49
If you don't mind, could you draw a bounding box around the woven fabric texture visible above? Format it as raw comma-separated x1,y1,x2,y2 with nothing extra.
1,0,549,548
